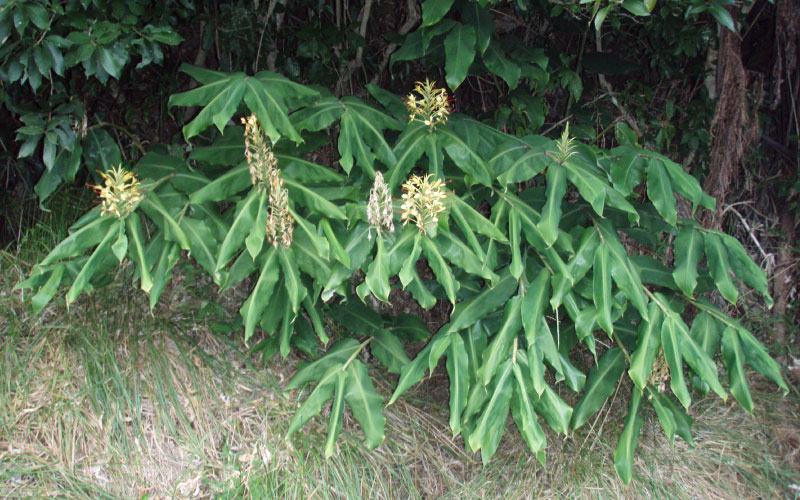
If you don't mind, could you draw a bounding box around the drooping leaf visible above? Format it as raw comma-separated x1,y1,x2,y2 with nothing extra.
672,225,703,297
286,364,341,440
324,370,348,458
345,359,386,449
447,333,469,435
443,23,476,90
614,389,643,484
240,248,280,341
703,231,738,304
371,329,411,375
593,244,614,334
721,327,754,413
572,348,625,429
646,159,677,226
628,302,663,391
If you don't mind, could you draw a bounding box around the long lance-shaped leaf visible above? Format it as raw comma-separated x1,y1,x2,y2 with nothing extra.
168,70,247,139
512,361,547,454
40,212,114,265
596,219,649,321
388,121,428,189
287,339,361,389
538,164,567,248
563,156,606,216
324,370,348,458
646,159,677,226
447,333,469,436
614,389,643,484
388,338,436,405
29,265,64,315
278,248,307,313
148,239,180,310
345,359,386,449
246,191,269,260
190,163,251,205
673,225,703,297
399,232,423,287
718,231,773,308
126,213,152,293
479,296,522,386
521,268,550,347
572,348,625,429
721,327,754,413
286,364,341,441
438,229,498,283
452,196,508,243
551,227,600,309
689,311,721,395
509,210,523,279
216,189,260,272
438,125,493,186
65,222,119,307
703,231,738,304
371,329,410,375
531,383,572,434
671,314,727,400
593,244,614,334
283,177,346,219
628,302,663,391
468,360,513,456
443,23,477,90
240,248,279,341
661,315,691,409
365,237,391,303
341,96,401,169
445,270,517,334
140,193,190,250
320,219,349,267
243,72,311,144
736,326,788,394
648,388,677,448
180,217,219,276
660,155,715,212
422,235,458,304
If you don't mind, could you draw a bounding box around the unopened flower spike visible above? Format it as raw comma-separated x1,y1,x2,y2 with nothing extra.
554,122,577,165
90,165,145,219
366,171,395,240
400,173,449,235
404,79,453,131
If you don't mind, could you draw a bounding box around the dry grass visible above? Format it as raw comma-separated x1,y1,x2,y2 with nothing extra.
1,250,798,499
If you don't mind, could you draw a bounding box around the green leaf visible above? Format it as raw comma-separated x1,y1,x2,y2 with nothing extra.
438,125,494,187
593,244,614,334
469,360,513,459
646,159,677,226
721,327,753,412
674,316,727,400
703,232,738,304
509,210,523,279
452,196,508,243
736,327,788,394
479,296,523,386
290,96,344,132
659,157,715,212
65,224,118,307
288,339,361,389
531,383,572,434
445,270,517,334
134,153,211,194
278,248,307,313
718,232,772,308
345,360,385,449
372,329,410,375
286,364,341,440
648,389,677,448
708,4,736,33
126,213,152,293
572,348,625,429
216,189,261,272
538,164,567,247
388,341,434,405
614,389,643,484
169,71,246,139
521,268,550,347
422,0,456,26
483,44,521,90
365,237,392,303
140,193,190,250
661,315,691,409
324,370,348,458
246,192,269,260
447,333,469,435
628,302,663,391
512,362,547,454
244,71,317,144
320,219,350,268
622,0,651,16
460,2,494,54
388,122,429,189
284,177,347,219
422,236,458,304
596,220,649,320
31,265,64,315
111,223,128,263
84,129,121,174
240,248,279,341
399,232,423,287
672,225,703,297
443,23,477,90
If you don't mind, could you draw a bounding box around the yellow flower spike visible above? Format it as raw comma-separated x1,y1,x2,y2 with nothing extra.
400,174,449,235
265,163,294,249
242,113,278,192
404,79,453,131
89,165,145,219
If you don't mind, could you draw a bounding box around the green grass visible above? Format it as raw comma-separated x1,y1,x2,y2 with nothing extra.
1,195,799,499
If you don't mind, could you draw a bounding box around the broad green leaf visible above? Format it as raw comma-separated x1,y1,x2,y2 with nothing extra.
736,327,788,394
452,196,508,243
479,296,522,386
538,164,567,247
286,365,341,440
278,248,307,313
438,125,494,186
84,128,121,175
245,71,318,143
708,4,736,33
444,23,477,90
290,96,344,132
126,213,152,293
509,210,523,279
563,157,606,216
31,265,64,315
596,220,649,320
628,303,663,390
65,225,118,307
521,268,550,347
365,237,392,302
445,270,517,334
679,314,726,400
169,70,246,139
661,316,691,409
140,193,190,250
491,135,550,186
614,389,643,484
320,219,350,267
447,333,469,435
340,96,401,171
422,0,456,26
388,120,428,189
189,163,251,205
572,348,625,429
659,156,715,211
240,248,279,341
246,191,269,260
622,0,651,16
721,327,753,412
287,339,361,389
134,152,210,193
148,239,180,309
593,245,614,334
216,189,260,272
372,329,410,374
469,360,513,457
672,225,703,297
180,217,219,276
646,160,677,226
111,223,128,263
461,2,493,54
648,389,677,448
422,236,458,304
609,147,646,196
39,209,117,266
512,362,546,453
388,342,434,405
531,383,572,434
703,232,738,304
284,177,346,219
324,370,348,458
483,44,521,90
689,312,721,364
718,232,772,308
345,360,385,449
399,233,423,287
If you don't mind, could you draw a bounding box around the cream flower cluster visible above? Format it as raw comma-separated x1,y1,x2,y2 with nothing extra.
400,174,448,235
366,171,395,240
405,79,452,130
90,165,145,219
242,113,278,193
